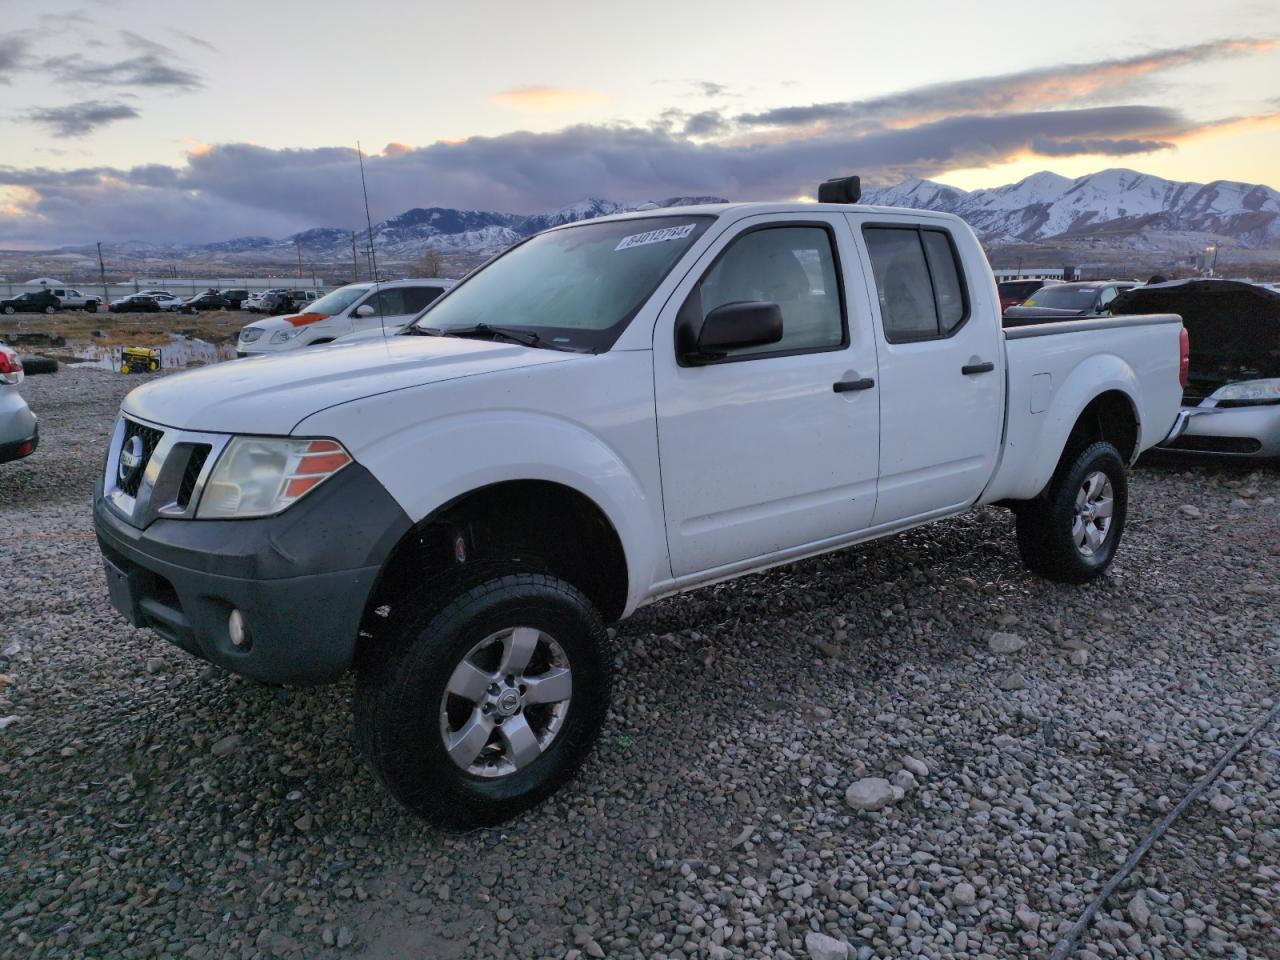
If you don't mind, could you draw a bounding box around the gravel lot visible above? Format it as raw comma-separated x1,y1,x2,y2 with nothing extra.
2,366,1278,960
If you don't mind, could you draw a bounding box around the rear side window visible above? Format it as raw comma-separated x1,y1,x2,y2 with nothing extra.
863,226,969,343
402,286,445,313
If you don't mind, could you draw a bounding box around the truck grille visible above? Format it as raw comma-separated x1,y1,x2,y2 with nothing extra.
176,444,211,509
119,420,164,496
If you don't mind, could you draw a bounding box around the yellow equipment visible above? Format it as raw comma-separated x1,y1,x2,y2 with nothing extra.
121,346,161,374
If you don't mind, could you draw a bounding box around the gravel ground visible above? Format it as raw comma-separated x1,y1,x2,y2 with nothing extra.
2,366,1278,960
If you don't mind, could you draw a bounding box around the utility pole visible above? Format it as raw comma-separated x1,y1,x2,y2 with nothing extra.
295,237,304,281
96,242,109,305
351,232,359,282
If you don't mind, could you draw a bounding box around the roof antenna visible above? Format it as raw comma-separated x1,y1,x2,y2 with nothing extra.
357,141,387,341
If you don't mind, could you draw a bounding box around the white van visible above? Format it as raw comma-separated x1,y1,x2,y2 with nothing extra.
236,279,454,356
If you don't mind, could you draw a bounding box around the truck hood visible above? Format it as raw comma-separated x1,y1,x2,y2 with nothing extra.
122,335,580,434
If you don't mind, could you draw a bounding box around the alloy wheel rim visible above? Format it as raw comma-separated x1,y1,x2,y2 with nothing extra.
439,627,573,778
1072,470,1114,558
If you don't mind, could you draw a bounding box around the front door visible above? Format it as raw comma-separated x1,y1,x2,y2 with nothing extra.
654,215,881,578
850,214,1004,525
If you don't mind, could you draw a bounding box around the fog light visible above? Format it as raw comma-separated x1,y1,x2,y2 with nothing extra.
228,609,251,649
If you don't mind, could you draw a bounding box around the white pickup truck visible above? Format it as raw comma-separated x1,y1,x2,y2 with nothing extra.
94,190,1186,825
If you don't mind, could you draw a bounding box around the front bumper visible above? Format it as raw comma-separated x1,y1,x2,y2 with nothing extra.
1158,403,1280,458
93,462,413,685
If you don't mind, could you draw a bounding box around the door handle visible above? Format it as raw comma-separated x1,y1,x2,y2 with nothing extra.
962,362,995,375
833,378,875,393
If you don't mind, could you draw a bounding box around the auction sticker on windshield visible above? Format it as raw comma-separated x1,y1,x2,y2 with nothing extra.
616,223,698,251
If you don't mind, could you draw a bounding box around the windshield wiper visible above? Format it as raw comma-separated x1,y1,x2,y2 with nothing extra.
411,323,585,352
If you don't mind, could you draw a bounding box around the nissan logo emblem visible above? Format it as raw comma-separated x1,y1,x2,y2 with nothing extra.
118,435,145,485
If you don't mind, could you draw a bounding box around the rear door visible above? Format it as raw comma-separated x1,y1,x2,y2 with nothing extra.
654,214,881,578
849,214,1004,525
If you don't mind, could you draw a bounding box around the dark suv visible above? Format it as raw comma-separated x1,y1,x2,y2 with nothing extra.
1,290,60,315
1003,280,1138,326
219,289,250,310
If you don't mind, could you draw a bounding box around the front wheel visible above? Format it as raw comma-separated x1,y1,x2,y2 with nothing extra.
354,570,612,826
2,306,13,315
1015,441,1127,583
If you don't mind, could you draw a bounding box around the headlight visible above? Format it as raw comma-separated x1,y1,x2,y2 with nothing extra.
1210,378,1280,404
270,329,300,344
239,327,264,343
196,437,352,519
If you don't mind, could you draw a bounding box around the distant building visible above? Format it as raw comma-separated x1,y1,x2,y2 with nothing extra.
991,266,1080,282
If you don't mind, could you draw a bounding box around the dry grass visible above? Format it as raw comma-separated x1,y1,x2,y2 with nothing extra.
0,309,246,346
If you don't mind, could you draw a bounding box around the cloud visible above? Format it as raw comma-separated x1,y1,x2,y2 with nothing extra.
171,29,218,52
491,86,607,111
734,37,1279,132
25,100,140,136
52,52,202,90
3,37,1276,247
682,110,731,137
0,32,30,84
697,82,728,97
2,102,1257,247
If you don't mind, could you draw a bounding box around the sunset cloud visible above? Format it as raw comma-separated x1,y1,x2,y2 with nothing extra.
491,86,607,111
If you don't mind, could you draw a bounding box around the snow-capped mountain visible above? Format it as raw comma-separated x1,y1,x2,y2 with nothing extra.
62,170,1280,267
862,169,1280,249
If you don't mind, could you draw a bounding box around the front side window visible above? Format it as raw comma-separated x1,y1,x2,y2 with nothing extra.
415,215,713,352
863,226,969,342
694,225,845,358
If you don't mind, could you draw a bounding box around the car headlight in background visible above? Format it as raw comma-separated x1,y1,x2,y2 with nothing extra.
1210,378,1280,405
239,328,264,343
269,329,300,344
196,437,352,519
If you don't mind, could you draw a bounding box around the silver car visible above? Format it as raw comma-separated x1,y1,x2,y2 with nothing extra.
1115,279,1280,458
0,345,38,464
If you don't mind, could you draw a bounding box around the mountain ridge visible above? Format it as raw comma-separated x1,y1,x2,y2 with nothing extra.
39,170,1280,264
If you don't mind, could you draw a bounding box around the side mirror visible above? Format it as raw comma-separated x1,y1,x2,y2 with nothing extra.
686,301,783,362
355,304,376,318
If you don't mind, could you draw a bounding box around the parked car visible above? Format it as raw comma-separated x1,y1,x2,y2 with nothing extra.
44,287,101,311
997,278,1059,312
0,345,38,464
1002,280,1138,326
109,295,163,314
245,289,286,313
219,289,250,310
95,195,1185,826
171,292,229,314
1114,278,1280,458
1,290,60,314
237,280,453,355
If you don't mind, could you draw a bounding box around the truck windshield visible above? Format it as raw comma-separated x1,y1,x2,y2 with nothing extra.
413,216,714,351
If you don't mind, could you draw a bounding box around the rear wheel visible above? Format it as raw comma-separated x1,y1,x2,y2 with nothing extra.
44,305,55,314
1015,440,1127,583
354,568,611,826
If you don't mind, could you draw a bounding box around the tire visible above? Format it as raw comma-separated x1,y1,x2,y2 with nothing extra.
2,306,13,315
1015,440,1127,583
354,568,611,827
86,302,99,313
44,305,56,314
19,357,58,375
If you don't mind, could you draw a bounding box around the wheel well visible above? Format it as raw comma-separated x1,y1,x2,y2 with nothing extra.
363,480,629,629
1064,390,1140,464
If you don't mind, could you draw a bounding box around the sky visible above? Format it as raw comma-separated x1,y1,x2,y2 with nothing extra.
1,0,1278,247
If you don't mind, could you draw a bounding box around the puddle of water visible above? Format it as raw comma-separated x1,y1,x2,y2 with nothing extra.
67,334,238,372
